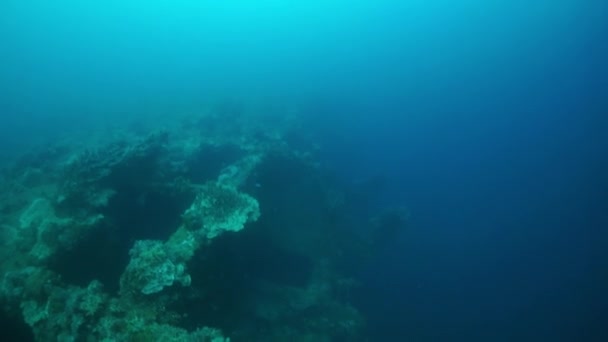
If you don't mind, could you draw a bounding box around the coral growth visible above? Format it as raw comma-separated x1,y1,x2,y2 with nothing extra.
0,105,406,341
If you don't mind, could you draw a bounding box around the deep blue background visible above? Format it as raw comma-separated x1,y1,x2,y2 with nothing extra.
1,1,607,340
313,14,608,338
334,85,608,340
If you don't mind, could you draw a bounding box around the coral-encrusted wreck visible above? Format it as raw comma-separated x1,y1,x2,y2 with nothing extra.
0,107,406,341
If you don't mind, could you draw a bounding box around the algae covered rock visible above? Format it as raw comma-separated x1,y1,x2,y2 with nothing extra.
182,182,260,239
120,240,191,296
17,198,103,263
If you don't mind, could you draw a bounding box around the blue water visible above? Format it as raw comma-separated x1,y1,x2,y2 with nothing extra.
2,1,607,340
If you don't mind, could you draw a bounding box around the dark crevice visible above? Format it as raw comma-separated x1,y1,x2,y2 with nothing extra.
187,144,245,184
177,224,314,334
0,311,34,342
49,188,193,294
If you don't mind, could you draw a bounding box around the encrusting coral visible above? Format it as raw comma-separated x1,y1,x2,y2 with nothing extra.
121,182,260,296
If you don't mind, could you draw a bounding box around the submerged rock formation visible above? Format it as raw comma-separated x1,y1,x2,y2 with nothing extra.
0,105,406,341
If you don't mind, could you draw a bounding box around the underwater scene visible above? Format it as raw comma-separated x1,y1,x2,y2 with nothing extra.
1,1,607,341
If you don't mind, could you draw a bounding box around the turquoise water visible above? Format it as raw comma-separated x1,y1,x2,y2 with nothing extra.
1,1,607,340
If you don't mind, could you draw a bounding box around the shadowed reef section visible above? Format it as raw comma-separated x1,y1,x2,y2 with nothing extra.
0,105,407,341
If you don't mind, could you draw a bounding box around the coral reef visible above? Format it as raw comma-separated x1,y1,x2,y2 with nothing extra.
0,105,406,341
